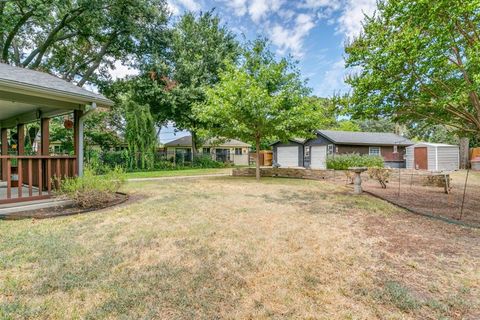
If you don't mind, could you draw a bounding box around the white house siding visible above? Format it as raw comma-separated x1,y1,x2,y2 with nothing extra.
406,143,459,171
436,146,460,171
427,145,437,170
406,146,414,169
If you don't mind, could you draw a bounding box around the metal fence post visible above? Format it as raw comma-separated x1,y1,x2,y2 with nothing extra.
459,169,470,220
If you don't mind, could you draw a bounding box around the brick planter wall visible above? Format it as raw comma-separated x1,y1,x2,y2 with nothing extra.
232,167,335,180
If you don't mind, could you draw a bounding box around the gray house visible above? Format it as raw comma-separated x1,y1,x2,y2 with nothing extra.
272,130,414,169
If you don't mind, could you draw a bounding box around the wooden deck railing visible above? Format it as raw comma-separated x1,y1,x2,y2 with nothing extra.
0,155,77,204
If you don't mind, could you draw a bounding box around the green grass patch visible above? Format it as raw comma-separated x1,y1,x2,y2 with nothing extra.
124,167,231,179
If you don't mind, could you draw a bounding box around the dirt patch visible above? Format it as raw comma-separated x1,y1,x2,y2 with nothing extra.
362,172,480,227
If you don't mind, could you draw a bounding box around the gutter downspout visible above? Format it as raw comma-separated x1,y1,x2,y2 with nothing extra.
78,102,97,176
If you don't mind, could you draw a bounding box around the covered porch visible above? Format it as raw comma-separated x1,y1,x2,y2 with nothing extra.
0,63,113,205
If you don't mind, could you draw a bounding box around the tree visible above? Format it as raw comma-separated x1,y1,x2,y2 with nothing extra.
196,40,321,180
345,0,480,140
0,0,169,86
131,11,239,155
123,98,157,170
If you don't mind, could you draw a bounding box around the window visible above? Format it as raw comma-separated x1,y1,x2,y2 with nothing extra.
235,148,242,155
203,148,210,154
304,146,310,158
327,144,334,155
369,146,381,156
393,145,398,153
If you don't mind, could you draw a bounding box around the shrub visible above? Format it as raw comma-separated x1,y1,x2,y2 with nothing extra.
57,166,125,209
192,155,226,168
326,153,384,170
102,150,129,170
368,167,391,188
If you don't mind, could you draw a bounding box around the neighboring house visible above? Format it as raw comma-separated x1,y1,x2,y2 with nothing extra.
406,143,459,171
164,135,250,166
272,130,414,169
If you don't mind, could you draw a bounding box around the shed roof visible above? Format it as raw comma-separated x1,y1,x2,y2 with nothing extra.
408,142,458,148
0,63,113,107
318,130,414,146
269,138,306,146
164,135,250,147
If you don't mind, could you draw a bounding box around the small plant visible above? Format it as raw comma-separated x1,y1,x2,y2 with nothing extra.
57,166,125,209
326,153,384,170
382,281,421,312
368,167,391,188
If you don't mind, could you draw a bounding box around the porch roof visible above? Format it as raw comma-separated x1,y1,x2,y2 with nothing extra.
0,63,113,128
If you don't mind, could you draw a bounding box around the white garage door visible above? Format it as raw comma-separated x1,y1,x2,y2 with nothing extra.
310,146,327,169
277,146,299,167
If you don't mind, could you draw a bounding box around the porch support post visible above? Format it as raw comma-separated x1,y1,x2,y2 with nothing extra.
17,124,25,155
1,128,8,181
40,118,50,156
74,110,83,176
78,116,85,176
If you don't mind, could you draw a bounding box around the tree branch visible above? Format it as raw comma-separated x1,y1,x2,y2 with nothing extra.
22,8,85,68
1,9,34,63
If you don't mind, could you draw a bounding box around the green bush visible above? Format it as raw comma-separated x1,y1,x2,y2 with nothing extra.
192,155,226,168
57,166,125,208
153,160,177,170
102,150,129,169
326,153,384,170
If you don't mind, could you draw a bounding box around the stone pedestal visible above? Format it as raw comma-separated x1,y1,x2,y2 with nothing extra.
349,167,368,195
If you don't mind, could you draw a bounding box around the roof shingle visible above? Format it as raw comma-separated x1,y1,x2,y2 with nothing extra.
164,135,250,147
318,130,414,146
0,63,113,106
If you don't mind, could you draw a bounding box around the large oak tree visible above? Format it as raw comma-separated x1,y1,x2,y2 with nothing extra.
345,0,480,139
0,0,169,86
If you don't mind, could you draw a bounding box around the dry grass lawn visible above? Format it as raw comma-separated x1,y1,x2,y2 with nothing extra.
1,177,479,319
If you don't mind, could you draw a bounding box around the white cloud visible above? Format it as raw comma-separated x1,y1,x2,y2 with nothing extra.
270,13,316,58
226,0,248,16
109,61,139,80
167,1,181,15
337,0,377,40
223,0,284,22
168,0,201,15
248,0,284,22
316,59,350,96
299,0,340,11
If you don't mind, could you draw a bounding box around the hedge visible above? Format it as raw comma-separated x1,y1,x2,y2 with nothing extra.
326,153,384,170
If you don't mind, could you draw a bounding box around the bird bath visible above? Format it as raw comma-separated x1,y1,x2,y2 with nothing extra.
349,167,368,195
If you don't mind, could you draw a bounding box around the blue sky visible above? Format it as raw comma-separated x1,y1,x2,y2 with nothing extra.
166,0,377,97
112,0,378,142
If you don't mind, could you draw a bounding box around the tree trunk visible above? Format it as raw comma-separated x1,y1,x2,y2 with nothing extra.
459,137,470,169
255,136,261,181
191,130,198,160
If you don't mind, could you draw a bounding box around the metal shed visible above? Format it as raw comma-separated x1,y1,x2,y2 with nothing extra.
406,143,459,171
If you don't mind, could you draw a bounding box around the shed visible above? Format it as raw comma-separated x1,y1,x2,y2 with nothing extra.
270,139,305,168
406,143,459,171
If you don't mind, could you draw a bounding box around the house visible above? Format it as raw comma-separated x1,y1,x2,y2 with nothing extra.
164,135,250,166
272,130,414,169
406,143,459,171
0,63,113,204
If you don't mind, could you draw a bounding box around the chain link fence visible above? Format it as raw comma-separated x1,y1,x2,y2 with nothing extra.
343,169,480,227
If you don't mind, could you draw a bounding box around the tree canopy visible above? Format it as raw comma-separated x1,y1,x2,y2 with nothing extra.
345,0,480,139
196,39,322,179
127,11,239,153
0,0,169,86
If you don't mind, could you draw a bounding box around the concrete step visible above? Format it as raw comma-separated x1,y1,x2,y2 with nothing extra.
0,198,73,216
